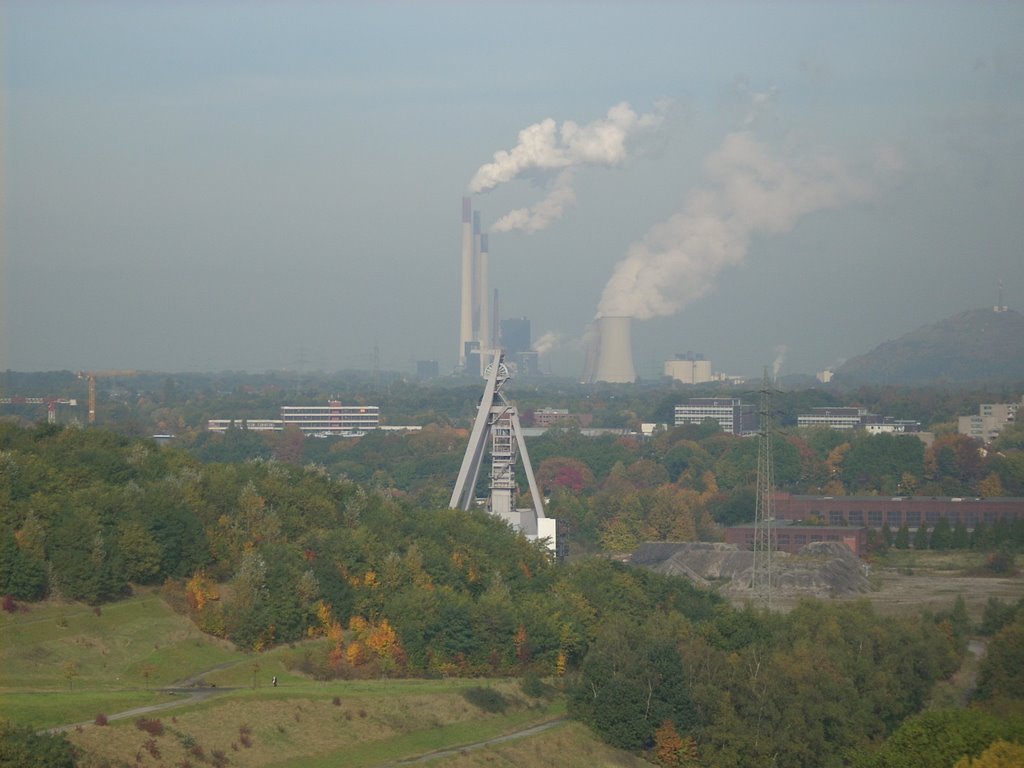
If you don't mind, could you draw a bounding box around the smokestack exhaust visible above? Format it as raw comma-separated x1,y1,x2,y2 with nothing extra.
591,316,637,383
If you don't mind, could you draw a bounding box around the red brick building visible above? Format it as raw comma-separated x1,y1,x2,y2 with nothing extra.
724,521,868,556
772,492,1024,530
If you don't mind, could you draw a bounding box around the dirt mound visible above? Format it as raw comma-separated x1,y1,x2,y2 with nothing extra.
631,540,870,599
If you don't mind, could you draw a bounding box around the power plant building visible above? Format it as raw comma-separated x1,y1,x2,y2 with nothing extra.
500,317,531,357
674,398,757,436
664,353,713,384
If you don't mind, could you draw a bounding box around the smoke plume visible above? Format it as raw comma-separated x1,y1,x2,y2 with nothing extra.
597,131,888,320
491,170,576,233
771,345,787,380
532,331,562,356
470,102,663,232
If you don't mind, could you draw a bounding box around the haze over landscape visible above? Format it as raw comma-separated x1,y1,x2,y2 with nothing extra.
3,2,1023,378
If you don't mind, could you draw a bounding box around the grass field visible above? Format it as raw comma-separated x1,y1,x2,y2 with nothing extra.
0,589,247,727
65,681,567,767
1,591,621,767
7,557,1020,767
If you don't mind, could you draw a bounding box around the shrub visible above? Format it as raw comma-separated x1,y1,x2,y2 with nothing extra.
135,717,164,736
519,672,552,699
94,713,108,726
332,696,341,706
210,749,228,768
2,595,16,613
461,686,508,713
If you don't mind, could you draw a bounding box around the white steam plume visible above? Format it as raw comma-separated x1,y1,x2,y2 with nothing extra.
470,102,663,233
771,345,787,380
598,131,893,320
532,331,562,356
492,170,576,233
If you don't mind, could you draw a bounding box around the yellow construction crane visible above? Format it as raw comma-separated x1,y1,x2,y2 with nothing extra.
77,370,137,424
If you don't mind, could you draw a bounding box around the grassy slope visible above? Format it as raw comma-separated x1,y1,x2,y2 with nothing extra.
0,590,246,727
2,591,645,767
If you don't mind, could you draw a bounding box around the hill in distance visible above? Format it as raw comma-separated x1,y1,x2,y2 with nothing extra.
834,308,1024,386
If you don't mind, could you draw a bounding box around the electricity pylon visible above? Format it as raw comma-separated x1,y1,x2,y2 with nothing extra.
752,366,776,608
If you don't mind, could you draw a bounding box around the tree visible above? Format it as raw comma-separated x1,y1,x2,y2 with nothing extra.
858,708,1024,768
930,517,953,550
955,739,1024,767
0,721,74,768
569,617,695,751
894,524,911,550
975,616,1024,702
537,457,595,494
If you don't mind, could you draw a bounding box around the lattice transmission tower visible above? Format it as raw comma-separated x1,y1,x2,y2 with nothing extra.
751,367,776,608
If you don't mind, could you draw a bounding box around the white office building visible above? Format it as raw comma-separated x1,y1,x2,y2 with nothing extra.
674,398,757,436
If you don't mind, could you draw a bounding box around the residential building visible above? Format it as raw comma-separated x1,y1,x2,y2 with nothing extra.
532,407,570,428
958,396,1022,443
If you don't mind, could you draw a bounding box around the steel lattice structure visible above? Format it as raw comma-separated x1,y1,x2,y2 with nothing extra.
449,351,548,540
752,367,776,608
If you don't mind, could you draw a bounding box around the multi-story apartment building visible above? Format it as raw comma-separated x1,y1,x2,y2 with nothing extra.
958,396,1022,443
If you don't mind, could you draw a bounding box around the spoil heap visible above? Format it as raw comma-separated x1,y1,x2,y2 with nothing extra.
631,540,871,599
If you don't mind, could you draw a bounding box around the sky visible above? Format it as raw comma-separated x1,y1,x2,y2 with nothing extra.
3,1,1023,380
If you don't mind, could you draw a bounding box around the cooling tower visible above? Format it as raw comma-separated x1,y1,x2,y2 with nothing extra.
591,316,637,383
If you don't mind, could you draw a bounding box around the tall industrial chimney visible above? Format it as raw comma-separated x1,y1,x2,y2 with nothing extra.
472,210,482,340
477,233,490,373
591,316,637,383
459,197,474,366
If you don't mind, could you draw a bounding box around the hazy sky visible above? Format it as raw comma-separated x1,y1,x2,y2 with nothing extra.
3,1,1023,379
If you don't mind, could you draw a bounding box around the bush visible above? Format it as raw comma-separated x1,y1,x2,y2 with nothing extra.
94,713,108,726
135,717,164,736
519,672,552,699
462,686,508,713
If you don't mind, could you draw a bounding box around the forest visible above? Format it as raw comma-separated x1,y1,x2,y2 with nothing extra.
2,420,1024,766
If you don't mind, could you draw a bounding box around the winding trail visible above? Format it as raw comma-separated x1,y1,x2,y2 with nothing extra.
384,717,568,766
45,659,246,734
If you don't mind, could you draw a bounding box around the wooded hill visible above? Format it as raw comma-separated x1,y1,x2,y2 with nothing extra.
835,308,1024,386
2,421,1024,766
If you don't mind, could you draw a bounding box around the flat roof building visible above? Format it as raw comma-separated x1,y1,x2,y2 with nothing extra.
958,396,1022,443
675,397,757,436
209,401,380,437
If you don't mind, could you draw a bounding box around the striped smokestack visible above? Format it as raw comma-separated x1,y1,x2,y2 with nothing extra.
477,233,490,373
459,197,473,365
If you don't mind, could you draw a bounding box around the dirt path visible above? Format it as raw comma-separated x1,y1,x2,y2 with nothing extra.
44,659,247,734
384,717,568,766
